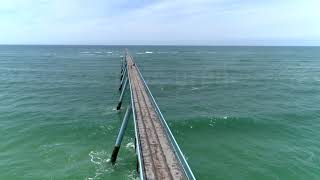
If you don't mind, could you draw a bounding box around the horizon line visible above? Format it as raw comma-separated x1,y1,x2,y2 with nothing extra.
0,44,320,47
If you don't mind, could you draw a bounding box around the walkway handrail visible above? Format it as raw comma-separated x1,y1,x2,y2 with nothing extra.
127,57,146,180
130,55,196,180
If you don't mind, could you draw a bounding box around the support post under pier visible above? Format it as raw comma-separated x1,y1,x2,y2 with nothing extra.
111,106,132,164
121,59,126,74
119,68,127,91
121,57,124,72
120,66,127,82
117,77,128,110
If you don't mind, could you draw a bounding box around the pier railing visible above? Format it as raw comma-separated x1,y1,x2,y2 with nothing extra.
111,51,196,180
131,54,196,179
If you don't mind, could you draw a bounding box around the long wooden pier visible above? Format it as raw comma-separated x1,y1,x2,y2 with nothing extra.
111,50,195,180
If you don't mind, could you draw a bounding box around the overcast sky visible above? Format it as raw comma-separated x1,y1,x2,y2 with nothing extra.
0,0,319,45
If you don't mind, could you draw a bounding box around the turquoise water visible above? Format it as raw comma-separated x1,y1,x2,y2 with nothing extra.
0,45,319,180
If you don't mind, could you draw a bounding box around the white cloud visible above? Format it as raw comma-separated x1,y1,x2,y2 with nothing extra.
0,0,319,45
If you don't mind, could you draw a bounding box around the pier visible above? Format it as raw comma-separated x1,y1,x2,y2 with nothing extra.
111,50,196,180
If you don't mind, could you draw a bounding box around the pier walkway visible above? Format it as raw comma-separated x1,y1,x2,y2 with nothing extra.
111,50,195,180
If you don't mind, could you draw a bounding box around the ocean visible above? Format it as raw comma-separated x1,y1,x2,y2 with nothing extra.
0,45,319,180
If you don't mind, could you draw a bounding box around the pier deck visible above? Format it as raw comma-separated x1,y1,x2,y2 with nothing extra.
112,50,195,179
127,54,186,179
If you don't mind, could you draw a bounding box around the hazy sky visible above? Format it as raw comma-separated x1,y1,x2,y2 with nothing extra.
0,0,319,45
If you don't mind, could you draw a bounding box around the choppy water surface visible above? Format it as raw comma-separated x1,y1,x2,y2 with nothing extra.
0,45,319,180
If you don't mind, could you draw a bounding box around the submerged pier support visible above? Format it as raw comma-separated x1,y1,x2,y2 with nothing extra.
111,106,132,164
117,77,128,110
120,63,127,82
119,67,127,91
121,57,124,73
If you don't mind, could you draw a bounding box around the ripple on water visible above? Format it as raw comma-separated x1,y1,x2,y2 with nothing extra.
87,150,112,180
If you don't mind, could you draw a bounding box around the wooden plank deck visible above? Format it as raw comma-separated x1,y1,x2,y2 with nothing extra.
126,54,187,180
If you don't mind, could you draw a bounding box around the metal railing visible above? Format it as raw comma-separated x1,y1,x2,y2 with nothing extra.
131,55,196,180
127,57,146,180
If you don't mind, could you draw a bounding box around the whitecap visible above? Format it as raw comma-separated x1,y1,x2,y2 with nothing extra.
128,170,139,180
126,142,135,149
89,151,103,165
86,150,111,180
145,51,153,54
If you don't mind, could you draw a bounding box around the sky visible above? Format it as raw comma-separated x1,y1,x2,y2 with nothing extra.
0,0,319,45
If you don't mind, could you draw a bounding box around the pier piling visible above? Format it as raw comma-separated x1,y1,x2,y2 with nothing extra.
111,106,132,164
119,67,127,91
111,50,195,180
117,77,128,110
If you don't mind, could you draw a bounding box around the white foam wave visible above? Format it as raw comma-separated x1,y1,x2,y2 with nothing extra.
126,142,135,149
128,170,139,180
145,51,153,54
87,150,111,180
